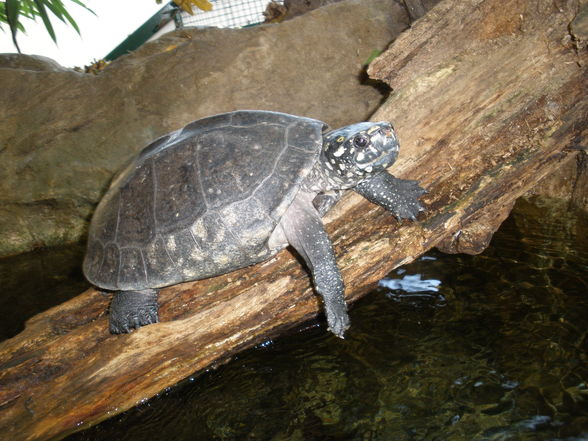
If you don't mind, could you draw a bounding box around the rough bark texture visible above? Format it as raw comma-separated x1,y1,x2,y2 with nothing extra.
0,0,586,439
368,0,588,253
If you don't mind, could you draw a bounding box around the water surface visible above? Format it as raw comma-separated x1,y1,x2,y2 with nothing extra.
1,197,586,440
65,197,588,441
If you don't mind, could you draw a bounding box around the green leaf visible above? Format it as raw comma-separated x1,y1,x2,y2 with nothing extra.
19,0,35,15
6,0,22,53
44,0,66,21
33,0,57,43
45,0,81,34
6,0,20,31
364,49,382,66
1,0,94,50
67,0,95,15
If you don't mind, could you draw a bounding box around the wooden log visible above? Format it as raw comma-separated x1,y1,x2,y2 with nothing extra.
368,0,588,252
0,0,585,439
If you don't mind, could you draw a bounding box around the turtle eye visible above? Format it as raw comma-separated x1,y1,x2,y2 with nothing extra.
353,135,369,148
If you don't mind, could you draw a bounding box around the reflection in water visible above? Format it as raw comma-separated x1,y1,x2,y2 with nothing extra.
64,197,588,441
3,197,588,441
379,272,442,292
379,272,445,306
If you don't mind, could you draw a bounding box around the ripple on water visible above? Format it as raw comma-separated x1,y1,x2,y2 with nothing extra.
7,197,587,441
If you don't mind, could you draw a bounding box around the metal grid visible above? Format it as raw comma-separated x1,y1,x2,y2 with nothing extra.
177,0,283,29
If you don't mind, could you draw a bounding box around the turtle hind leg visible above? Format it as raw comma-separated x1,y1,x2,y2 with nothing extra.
280,193,350,338
109,289,159,334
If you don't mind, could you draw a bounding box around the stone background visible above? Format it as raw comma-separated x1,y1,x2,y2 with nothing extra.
0,0,410,257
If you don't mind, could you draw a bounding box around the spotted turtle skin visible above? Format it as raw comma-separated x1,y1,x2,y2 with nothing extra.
83,110,425,337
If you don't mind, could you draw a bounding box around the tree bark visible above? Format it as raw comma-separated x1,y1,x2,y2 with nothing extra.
0,0,586,439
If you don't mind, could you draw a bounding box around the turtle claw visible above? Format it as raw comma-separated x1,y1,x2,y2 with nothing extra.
109,289,159,334
110,308,159,334
393,199,425,221
393,179,427,221
328,319,350,339
110,319,131,335
354,173,425,222
325,300,350,339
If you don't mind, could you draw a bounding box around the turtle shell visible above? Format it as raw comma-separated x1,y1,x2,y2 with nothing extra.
83,110,327,291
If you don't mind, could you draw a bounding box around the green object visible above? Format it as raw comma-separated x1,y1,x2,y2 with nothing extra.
1,0,93,53
363,49,382,66
5,0,22,52
104,3,173,61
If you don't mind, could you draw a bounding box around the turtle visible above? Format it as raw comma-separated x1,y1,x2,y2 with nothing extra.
83,110,425,338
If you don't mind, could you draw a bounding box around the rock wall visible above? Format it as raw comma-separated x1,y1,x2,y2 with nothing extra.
0,0,409,257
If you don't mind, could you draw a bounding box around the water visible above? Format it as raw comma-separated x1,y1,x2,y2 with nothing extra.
2,196,587,440
0,244,88,340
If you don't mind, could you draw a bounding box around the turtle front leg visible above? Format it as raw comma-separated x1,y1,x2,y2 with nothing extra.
355,171,426,221
109,289,159,334
280,194,350,338
312,190,343,217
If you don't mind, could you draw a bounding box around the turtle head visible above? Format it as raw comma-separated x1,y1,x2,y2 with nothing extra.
321,121,399,186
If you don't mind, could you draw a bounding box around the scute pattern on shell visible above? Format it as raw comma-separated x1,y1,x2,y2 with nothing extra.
83,111,327,291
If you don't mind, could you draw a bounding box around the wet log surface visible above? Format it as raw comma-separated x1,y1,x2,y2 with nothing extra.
0,0,586,439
